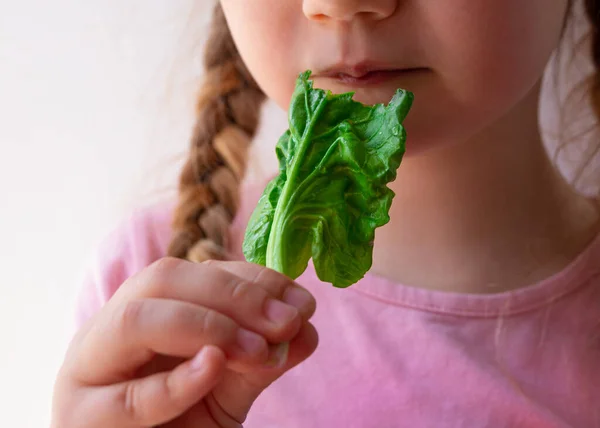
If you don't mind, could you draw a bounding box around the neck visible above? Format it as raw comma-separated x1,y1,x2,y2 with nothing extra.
372,83,599,293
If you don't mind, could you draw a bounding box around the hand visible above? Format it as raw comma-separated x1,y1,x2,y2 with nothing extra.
51,258,318,427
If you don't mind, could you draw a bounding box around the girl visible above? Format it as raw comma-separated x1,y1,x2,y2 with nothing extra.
52,0,600,427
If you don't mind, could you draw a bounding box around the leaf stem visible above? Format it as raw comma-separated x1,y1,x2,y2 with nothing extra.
265,93,329,272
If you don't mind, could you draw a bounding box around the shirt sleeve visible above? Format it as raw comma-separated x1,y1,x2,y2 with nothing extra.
71,204,173,332
72,222,137,329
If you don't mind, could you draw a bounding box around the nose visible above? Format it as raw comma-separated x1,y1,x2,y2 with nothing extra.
303,0,397,23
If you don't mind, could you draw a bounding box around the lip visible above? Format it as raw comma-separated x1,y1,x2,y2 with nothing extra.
314,62,427,87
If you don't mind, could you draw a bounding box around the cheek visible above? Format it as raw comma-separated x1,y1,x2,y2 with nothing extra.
438,0,566,102
407,0,568,151
220,0,301,109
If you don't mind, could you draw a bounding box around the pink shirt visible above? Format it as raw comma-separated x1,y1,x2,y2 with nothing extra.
75,182,600,428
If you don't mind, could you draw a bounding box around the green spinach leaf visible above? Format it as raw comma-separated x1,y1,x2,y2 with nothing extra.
243,71,413,287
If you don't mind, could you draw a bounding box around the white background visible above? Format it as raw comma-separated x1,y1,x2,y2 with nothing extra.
0,0,596,427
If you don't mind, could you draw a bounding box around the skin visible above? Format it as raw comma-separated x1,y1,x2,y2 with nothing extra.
222,0,600,292
52,1,600,427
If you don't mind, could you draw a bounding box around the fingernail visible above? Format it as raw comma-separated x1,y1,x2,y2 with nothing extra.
283,287,314,311
236,328,267,356
266,342,289,368
265,299,298,326
190,347,209,372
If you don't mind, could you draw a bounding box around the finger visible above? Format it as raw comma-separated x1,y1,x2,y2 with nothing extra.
157,324,319,428
164,323,319,428
76,299,269,384
210,322,320,423
119,258,313,343
78,346,227,428
205,260,317,322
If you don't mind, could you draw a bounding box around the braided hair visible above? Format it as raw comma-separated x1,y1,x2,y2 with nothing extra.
168,3,266,262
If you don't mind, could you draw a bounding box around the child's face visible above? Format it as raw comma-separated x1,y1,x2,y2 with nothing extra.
220,0,569,153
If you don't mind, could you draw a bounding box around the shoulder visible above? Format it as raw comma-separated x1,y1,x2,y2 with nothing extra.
96,202,175,277
73,202,175,327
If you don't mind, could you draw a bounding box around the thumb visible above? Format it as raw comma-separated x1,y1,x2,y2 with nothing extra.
209,322,319,424
80,346,227,427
